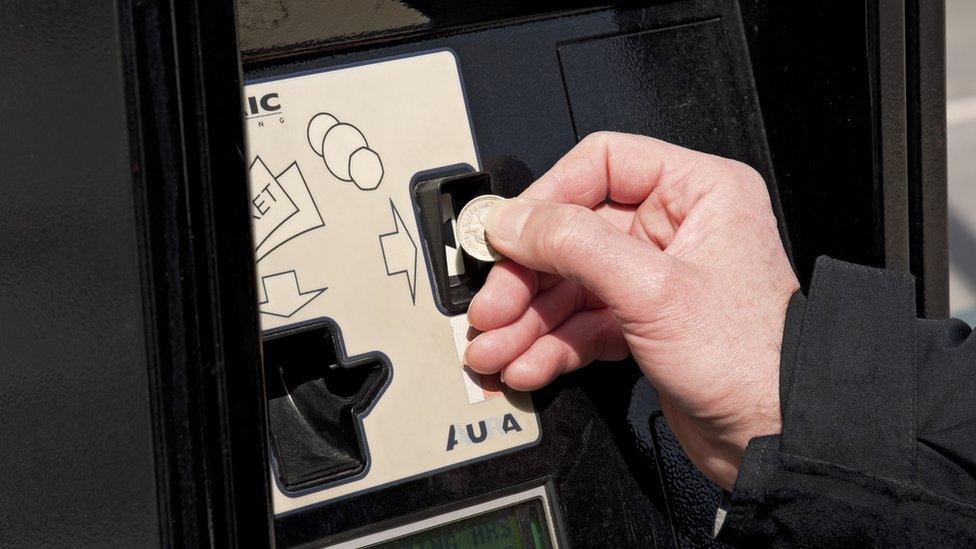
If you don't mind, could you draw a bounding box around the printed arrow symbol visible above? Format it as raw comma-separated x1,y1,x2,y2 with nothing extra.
258,271,327,318
379,199,418,304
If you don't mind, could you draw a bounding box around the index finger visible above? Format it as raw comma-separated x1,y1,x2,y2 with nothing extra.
521,132,707,207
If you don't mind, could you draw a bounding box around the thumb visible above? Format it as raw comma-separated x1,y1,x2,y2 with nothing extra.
484,198,672,316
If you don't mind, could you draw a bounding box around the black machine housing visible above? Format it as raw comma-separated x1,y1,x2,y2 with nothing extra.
0,1,947,547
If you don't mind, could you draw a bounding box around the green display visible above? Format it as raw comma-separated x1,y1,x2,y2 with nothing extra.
374,498,553,549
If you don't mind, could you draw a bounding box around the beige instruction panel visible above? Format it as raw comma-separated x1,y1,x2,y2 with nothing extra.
244,50,540,514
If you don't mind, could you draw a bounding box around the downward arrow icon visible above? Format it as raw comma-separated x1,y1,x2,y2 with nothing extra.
259,271,327,318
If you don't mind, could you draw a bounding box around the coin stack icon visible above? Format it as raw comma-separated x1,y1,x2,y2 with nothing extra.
306,112,384,191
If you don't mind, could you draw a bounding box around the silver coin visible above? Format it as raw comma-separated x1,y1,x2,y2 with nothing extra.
456,194,505,262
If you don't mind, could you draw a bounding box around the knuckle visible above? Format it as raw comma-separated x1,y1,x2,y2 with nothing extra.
723,157,759,178
577,131,624,159
723,159,767,195
703,159,772,217
579,131,612,149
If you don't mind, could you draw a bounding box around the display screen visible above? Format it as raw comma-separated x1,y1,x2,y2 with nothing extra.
372,498,553,549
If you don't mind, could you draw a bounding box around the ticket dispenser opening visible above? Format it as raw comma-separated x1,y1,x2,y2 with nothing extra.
263,321,390,491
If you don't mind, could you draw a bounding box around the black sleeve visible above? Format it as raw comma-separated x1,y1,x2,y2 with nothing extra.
718,257,976,547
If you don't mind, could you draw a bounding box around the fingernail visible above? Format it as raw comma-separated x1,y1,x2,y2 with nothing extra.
467,290,482,316
462,332,480,366
485,198,532,242
463,340,473,366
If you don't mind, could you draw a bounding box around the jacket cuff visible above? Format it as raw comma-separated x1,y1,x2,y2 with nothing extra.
723,257,919,532
779,256,917,482
718,257,976,543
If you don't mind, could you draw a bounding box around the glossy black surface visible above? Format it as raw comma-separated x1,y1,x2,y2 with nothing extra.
736,2,944,300
238,1,614,62
0,1,160,545
737,2,887,284
124,0,276,544
1,0,277,543
871,0,912,274
560,20,761,159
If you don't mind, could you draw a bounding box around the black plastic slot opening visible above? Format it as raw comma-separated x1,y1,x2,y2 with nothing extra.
414,171,495,315
263,321,389,491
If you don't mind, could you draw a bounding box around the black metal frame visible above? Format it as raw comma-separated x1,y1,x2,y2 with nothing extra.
121,0,273,545
905,0,949,318
736,1,947,314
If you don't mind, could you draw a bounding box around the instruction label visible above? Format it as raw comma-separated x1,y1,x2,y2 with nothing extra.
244,51,540,514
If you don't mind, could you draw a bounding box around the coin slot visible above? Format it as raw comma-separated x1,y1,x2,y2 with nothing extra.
413,170,494,315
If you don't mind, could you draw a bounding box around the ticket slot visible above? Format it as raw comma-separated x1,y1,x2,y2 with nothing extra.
414,171,494,315
263,321,390,491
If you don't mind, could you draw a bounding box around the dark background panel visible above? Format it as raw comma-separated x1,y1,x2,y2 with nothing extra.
560,20,758,160
238,0,613,62
738,2,887,285
556,14,783,248
0,1,160,546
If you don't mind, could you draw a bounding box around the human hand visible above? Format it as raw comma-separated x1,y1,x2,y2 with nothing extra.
464,132,799,490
